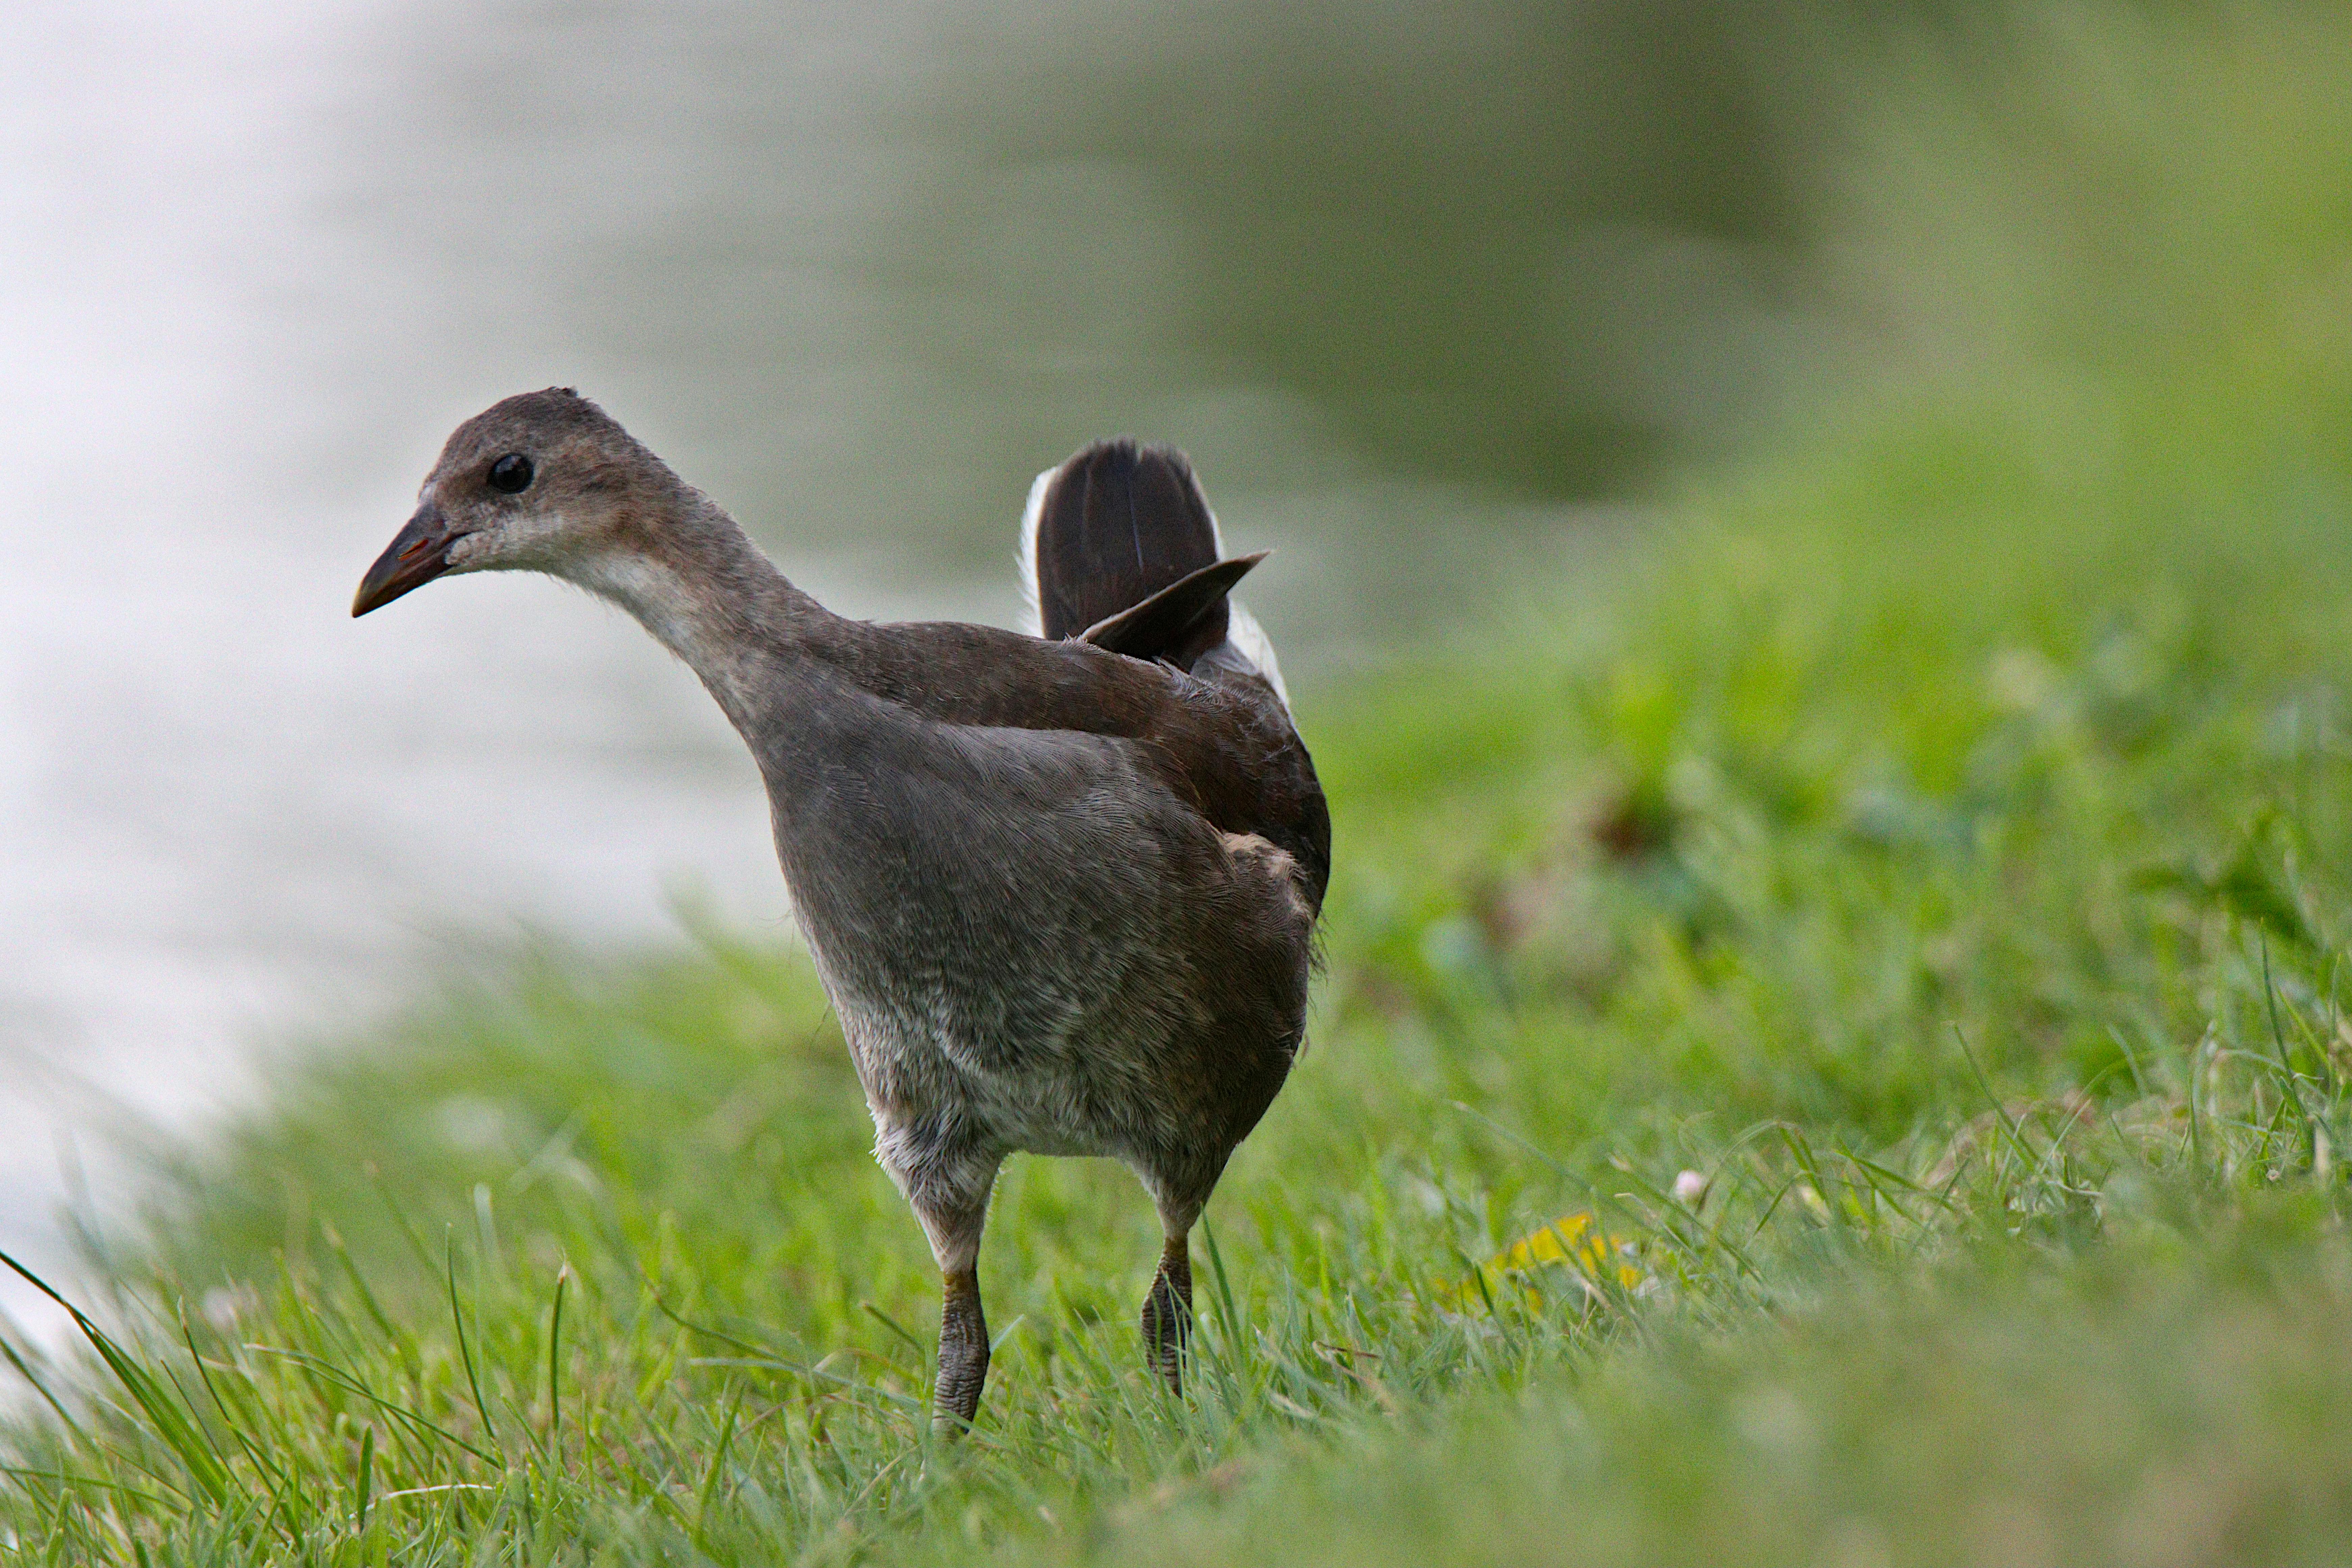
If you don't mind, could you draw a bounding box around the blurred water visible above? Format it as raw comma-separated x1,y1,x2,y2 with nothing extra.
0,0,1809,1335
0,0,959,1329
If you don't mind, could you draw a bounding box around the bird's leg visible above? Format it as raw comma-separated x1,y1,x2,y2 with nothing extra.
1140,1229,1194,1394
934,1264,990,1435
910,1184,996,1436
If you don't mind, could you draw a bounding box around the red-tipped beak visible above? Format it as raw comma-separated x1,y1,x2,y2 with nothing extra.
353,505,465,617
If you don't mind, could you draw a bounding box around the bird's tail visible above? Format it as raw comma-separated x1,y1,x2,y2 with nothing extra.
1018,439,1288,707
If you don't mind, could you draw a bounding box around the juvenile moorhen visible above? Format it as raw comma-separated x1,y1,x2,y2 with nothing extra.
353,390,1328,1429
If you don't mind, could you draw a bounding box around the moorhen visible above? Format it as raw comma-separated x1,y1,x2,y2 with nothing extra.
354,389,1328,1429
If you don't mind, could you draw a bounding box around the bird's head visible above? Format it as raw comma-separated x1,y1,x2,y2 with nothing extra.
353,387,671,616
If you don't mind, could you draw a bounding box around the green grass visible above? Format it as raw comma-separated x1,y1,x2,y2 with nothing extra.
9,5,2352,1563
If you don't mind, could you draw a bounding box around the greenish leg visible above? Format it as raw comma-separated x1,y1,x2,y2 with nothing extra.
933,1265,990,1435
1140,1232,1193,1394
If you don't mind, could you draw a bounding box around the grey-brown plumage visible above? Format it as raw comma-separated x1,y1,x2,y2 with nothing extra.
354,392,1327,1430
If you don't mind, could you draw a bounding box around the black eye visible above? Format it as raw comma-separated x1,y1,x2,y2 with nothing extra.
487,453,534,494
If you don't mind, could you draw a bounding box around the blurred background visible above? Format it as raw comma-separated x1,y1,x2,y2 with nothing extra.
0,0,2290,1311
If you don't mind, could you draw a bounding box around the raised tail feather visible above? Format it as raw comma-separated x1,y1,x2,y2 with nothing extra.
1019,439,1289,706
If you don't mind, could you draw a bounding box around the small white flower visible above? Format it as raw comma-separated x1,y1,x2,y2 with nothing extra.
200,1285,256,1332
1671,1169,1708,1206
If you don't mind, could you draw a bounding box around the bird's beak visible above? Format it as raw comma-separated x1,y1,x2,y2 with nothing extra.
353,504,465,617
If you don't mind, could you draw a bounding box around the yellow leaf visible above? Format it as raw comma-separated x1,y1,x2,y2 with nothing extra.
1438,1211,1644,1313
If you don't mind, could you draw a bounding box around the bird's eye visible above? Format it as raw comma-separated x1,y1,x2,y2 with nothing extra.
487,453,534,494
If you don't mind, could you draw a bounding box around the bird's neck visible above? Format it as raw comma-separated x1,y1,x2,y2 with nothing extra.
562,495,835,732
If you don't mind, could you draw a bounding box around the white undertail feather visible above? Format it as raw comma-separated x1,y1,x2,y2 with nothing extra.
1014,461,1291,713
1206,509,1290,711
1016,466,1054,637
1221,601,1290,710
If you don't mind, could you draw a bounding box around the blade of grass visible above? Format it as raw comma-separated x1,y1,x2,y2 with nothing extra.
0,1329,89,1444
546,1266,568,1460
1778,1127,1847,1230
862,1302,929,1375
239,1345,498,1467
175,1307,295,1547
445,1233,500,1464
0,1249,232,1506
1952,1024,2034,1166
0,1465,175,1509
355,1424,373,1533
2259,932,2322,1167
1202,1218,1245,1355
694,1385,744,1542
